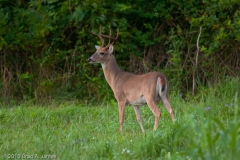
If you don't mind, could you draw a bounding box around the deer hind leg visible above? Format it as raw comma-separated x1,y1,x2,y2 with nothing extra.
133,105,145,133
118,101,126,132
161,95,175,121
145,97,161,131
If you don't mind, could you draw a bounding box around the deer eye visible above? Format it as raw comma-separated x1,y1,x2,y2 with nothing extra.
99,52,104,55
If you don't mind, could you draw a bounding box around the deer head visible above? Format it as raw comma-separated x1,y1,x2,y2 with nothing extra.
88,26,119,64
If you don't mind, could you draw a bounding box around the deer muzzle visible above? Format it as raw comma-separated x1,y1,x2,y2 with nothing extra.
88,57,95,63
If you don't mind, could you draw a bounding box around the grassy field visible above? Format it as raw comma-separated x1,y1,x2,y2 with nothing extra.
0,78,239,160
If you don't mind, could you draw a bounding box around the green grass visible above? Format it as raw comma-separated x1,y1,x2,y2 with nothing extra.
0,78,239,160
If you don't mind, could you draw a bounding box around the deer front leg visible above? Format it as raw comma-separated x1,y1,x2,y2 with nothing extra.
118,101,126,132
133,105,145,133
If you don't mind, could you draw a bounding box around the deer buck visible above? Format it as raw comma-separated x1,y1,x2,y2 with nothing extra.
88,26,175,133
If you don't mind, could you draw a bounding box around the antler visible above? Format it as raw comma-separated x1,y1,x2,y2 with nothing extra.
89,26,119,47
101,28,119,45
89,26,105,47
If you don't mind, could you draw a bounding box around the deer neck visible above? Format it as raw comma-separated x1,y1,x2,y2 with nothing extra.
101,54,122,89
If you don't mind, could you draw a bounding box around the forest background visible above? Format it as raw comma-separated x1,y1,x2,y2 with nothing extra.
0,0,239,105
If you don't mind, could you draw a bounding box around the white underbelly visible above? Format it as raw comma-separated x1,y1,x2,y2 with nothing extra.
129,96,161,106
129,96,147,105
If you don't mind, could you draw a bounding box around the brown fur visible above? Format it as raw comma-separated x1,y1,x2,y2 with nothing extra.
88,42,175,133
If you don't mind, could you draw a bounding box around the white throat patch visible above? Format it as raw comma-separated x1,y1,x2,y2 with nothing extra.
101,62,106,68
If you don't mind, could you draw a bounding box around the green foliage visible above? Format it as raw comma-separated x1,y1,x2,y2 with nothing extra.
0,0,239,103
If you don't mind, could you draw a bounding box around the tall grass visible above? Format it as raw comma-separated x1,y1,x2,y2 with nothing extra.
0,77,239,159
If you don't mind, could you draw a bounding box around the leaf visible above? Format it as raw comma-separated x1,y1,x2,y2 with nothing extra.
19,72,32,80
72,6,85,22
113,3,132,12
47,0,58,4
91,78,100,82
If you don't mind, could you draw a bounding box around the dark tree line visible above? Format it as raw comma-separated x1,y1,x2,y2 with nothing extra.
0,0,239,104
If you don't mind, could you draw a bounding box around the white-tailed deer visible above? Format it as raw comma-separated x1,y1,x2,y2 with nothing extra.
88,26,175,133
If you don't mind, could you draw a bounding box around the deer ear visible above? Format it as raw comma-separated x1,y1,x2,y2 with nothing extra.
108,44,114,54
95,45,101,50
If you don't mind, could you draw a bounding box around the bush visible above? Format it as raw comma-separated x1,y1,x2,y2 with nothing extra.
0,0,239,104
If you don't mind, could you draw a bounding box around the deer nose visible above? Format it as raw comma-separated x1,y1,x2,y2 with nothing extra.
88,58,94,63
